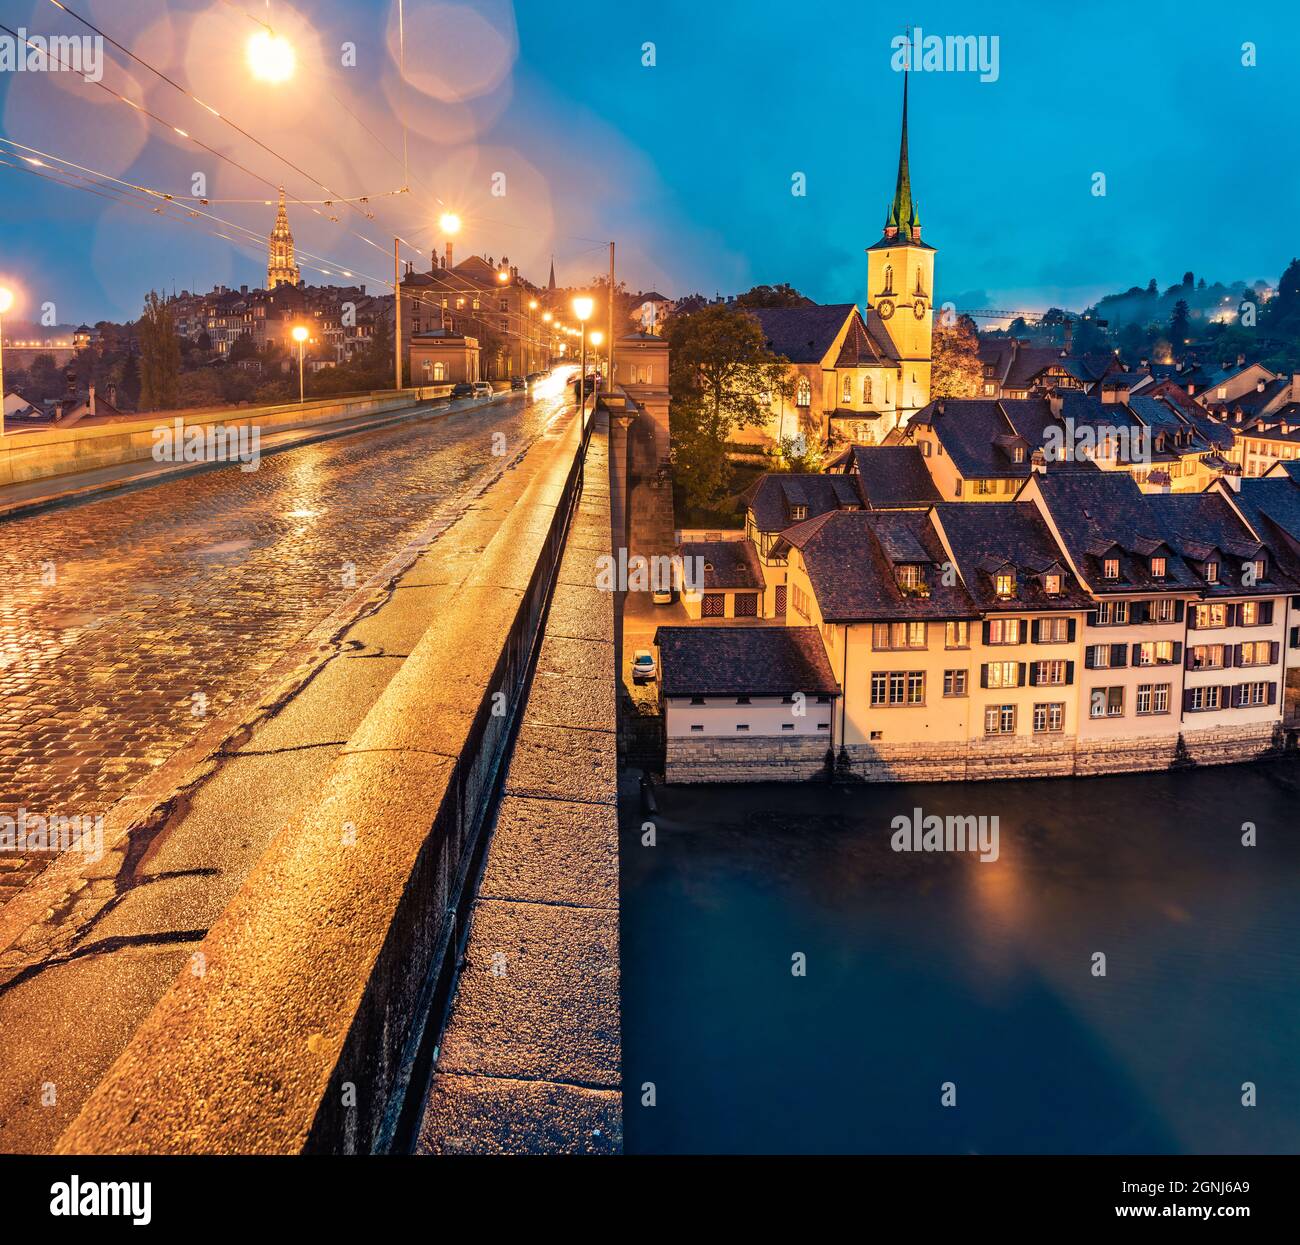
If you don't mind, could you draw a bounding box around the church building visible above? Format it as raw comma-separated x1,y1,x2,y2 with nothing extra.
266,188,301,290
736,69,935,452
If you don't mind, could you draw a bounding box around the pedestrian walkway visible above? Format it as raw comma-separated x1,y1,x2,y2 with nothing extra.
416,414,621,1154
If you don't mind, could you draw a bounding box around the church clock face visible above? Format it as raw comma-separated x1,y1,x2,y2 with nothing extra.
913,298,927,319
878,298,895,320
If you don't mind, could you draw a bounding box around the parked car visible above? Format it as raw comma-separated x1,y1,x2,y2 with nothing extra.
632,649,657,683
450,382,474,399
652,587,673,605
472,381,493,398
525,371,543,384
509,375,526,390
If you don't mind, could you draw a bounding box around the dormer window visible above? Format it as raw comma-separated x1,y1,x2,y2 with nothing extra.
1044,573,1062,596
1205,560,1218,583
1103,557,1120,580
896,564,928,595
1150,556,1166,579
1013,446,1026,463
1250,557,1266,583
790,505,807,521
995,570,1016,599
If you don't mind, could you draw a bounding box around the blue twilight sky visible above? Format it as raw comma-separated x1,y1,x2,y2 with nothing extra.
0,0,1296,326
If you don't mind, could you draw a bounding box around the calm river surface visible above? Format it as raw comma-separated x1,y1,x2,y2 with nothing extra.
620,760,1300,1154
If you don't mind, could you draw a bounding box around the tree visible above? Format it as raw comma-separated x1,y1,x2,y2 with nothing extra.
118,352,141,410
137,291,181,411
931,313,982,399
734,283,813,309
666,304,791,511
1146,278,1158,295
25,352,65,402
774,434,825,472
1170,299,1190,345
228,332,258,363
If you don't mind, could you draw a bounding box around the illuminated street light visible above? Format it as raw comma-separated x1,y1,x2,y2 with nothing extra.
529,299,538,310
573,297,594,405
0,284,15,438
542,311,553,323
292,325,309,404
246,30,296,84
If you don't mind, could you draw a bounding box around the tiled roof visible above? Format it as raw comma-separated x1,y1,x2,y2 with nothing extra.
775,510,978,622
679,540,765,590
1232,471,1300,583
743,472,862,532
933,502,1091,611
843,445,941,507
653,625,840,698
744,303,856,364
914,397,1098,478
833,312,890,367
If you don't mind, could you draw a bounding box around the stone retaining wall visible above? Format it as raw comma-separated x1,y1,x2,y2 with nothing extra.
665,723,1283,784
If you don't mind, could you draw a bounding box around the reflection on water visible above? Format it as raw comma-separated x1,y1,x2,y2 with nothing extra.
621,760,1300,1154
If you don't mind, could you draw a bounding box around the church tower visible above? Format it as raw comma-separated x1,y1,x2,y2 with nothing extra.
867,62,935,418
267,188,301,290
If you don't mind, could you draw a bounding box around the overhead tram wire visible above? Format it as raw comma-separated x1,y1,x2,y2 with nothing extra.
30,5,432,270
0,139,394,289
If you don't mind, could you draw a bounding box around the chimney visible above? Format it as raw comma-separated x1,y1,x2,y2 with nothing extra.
1256,379,1266,393
445,241,454,269
1237,352,1246,367
1292,372,1300,402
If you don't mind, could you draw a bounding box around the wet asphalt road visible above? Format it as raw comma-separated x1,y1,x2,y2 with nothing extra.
0,389,568,903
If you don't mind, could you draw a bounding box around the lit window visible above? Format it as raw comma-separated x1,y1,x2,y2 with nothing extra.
1151,556,1166,578
796,377,812,407
1103,557,1120,580
1044,573,1062,595
1205,561,1218,583
995,571,1016,598
945,621,970,649
842,375,852,404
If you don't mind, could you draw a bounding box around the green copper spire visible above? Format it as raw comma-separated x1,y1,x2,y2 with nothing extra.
889,62,915,239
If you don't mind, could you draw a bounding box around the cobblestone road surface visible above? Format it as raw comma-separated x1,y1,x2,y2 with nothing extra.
0,391,567,905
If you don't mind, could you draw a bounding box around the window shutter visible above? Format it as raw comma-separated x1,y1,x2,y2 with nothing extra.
1131,643,1141,665
1183,688,1194,712
979,664,989,689
1224,646,1235,668
982,620,992,645
1184,645,1194,670
1084,646,1096,670
1221,684,1234,708
1067,618,1077,642
1111,643,1127,668
1065,660,1075,685
1027,662,1037,686
1132,601,1147,624
1231,683,1242,708
1225,603,1238,627
1261,600,1275,624
1085,608,1099,627
1019,663,1028,688
1187,606,1198,631
1172,642,1182,664
1030,619,1041,643
1267,681,1278,705
1174,599,1185,622
1270,641,1280,665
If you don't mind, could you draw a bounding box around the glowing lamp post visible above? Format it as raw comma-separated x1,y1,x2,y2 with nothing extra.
573,296,594,404
246,30,296,83
292,325,309,404
589,330,604,385
0,285,14,438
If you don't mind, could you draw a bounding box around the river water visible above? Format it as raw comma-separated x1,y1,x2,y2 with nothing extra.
620,759,1300,1154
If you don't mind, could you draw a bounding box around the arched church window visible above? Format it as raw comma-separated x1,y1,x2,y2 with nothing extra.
433,362,447,381
863,376,872,405
796,377,811,408
882,265,894,295
842,374,852,404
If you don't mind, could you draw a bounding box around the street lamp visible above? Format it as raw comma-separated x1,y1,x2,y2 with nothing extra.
589,329,604,385
291,325,309,404
573,296,594,405
0,285,14,439
246,30,296,83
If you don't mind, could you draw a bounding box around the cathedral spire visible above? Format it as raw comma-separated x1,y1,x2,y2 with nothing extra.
548,255,557,291
884,44,919,243
267,187,301,290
